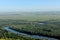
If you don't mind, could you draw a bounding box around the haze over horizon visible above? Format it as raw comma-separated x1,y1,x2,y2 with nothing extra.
0,0,60,12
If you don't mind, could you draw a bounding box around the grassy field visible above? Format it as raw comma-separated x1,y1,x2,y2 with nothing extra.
0,14,60,21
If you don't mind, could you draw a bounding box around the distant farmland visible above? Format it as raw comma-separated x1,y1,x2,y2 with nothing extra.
0,13,60,21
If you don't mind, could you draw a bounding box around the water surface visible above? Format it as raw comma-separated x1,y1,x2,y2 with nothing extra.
5,27,58,40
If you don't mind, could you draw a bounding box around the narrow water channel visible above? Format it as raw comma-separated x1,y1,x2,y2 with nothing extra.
4,27,58,40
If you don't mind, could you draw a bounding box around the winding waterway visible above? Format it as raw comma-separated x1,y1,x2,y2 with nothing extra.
4,27,59,40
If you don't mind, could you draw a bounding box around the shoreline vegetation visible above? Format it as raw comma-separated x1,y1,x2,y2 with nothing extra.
0,19,59,40
7,27,60,39
0,13,60,40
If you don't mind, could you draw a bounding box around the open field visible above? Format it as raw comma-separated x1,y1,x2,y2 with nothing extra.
0,14,60,21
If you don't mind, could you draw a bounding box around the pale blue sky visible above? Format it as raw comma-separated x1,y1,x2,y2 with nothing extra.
0,0,60,12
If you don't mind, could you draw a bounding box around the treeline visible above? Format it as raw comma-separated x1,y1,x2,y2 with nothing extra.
0,19,60,40
0,28,44,40
9,21,60,39
0,20,45,40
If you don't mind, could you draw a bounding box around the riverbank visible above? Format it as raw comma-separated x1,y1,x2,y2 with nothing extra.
4,27,58,40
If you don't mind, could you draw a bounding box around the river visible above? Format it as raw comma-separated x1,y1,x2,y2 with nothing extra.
4,27,59,40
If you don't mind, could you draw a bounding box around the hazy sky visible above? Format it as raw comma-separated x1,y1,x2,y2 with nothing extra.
0,0,60,12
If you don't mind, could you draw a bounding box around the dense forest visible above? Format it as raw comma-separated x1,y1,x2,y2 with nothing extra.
0,19,59,40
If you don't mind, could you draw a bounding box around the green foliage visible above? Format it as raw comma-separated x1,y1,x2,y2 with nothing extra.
0,19,60,40
9,21,60,37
